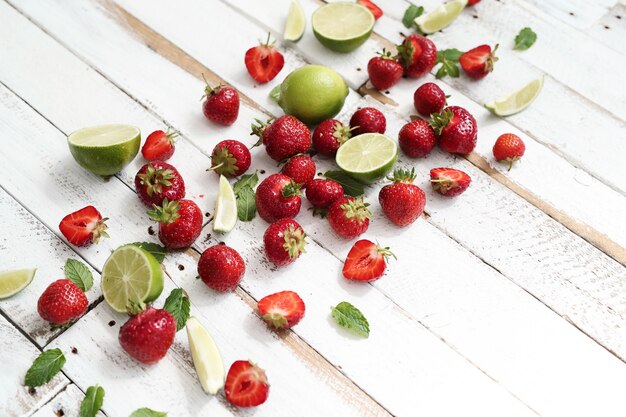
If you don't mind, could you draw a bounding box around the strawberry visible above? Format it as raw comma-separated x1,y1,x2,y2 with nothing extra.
379,169,426,227
255,173,302,223
493,133,525,170
281,154,316,189
468,0,481,5
141,129,177,161
198,245,246,292
251,116,311,162
59,206,109,247
37,279,88,326
430,106,477,154
398,119,436,158
349,107,386,136
430,168,471,197
312,119,352,157
225,360,269,407
263,218,307,266
357,0,383,20
135,161,186,207
327,196,371,239
210,140,251,177
397,34,437,79
148,199,203,249
459,44,498,80
367,50,403,90
202,76,240,126
244,33,284,84
258,290,305,329
118,306,176,365
413,82,447,117
305,179,343,209
343,240,395,282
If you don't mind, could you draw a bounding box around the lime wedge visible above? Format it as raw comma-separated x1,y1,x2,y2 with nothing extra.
414,0,468,34
187,317,225,395
336,133,398,184
213,175,237,233
312,2,375,53
68,124,140,177
485,76,544,116
101,245,163,313
284,0,306,42
0,268,36,299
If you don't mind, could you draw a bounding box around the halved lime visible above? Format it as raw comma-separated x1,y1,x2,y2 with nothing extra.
284,0,306,42
414,0,468,34
187,317,225,395
336,133,398,184
0,268,36,299
101,245,163,313
312,2,375,53
485,76,544,116
213,175,237,233
68,124,140,177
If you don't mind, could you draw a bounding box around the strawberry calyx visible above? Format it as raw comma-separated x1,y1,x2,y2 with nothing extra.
137,164,175,197
484,44,499,74
201,73,224,100
91,217,110,244
341,198,371,221
259,32,276,49
164,128,179,145
262,312,289,330
396,36,416,69
209,146,239,176
127,300,147,316
333,122,354,145
387,167,417,184
376,243,397,261
502,155,520,171
376,48,396,61
282,224,308,259
147,199,181,224
281,180,302,198
430,177,458,193
250,118,273,147
429,108,454,135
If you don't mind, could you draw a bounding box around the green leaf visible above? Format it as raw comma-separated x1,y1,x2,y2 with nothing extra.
514,27,537,50
402,4,424,28
129,408,168,417
233,172,259,194
64,259,93,292
434,49,463,79
331,302,369,338
80,385,105,417
323,171,365,197
437,48,463,63
24,348,66,388
235,186,257,221
163,288,190,331
131,242,166,263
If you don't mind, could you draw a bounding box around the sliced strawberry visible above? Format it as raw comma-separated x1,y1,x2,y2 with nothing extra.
343,240,395,282
430,168,472,197
59,206,108,246
358,0,383,20
141,129,177,161
244,33,285,84
225,360,270,407
459,44,498,80
257,290,305,329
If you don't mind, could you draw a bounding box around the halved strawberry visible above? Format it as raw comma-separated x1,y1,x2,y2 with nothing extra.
225,360,270,407
59,206,109,247
343,240,395,282
257,290,305,329
459,44,498,80
358,0,383,20
141,129,177,161
244,33,285,84
430,168,471,197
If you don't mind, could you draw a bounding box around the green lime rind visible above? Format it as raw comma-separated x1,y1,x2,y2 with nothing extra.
336,133,398,184
312,2,375,53
284,0,306,42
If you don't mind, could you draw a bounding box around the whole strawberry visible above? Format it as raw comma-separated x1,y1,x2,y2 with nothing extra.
59,206,109,247
459,44,498,80
398,119,436,158
397,34,437,78
379,168,426,227
281,154,316,189
493,133,525,170
367,49,403,91
251,116,311,162
210,140,251,177
135,161,186,207
202,76,240,126
255,174,302,223
468,0,481,4
327,196,371,239
414,82,447,117
349,107,386,136
305,179,343,209
142,129,177,161
244,33,284,84
225,360,269,407
37,279,88,326
198,245,246,292
263,218,307,266
312,119,352,157
148,199,203,249
430,106,477,154
119,306,176,364
258,291,305,329
430,168,471,197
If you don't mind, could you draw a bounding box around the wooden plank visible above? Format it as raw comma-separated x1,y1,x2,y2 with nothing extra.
31,384,105,417
516,0,618,29
589,5,626,56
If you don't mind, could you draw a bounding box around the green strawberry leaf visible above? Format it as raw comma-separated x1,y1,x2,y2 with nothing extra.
233,172,259,194
331,301,370,338
129,408,168,417
64,258,93,292
24,348,66,388
402,4,424,28
235,186,257,221
131,242,166,263
323,171,365,197
514,27,537,50
163,288,190,331
80,385,105,417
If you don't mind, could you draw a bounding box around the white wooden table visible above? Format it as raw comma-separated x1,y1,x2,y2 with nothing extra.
1,0,626,415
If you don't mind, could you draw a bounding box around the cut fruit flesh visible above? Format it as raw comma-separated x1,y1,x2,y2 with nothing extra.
213,175,237,233
485,76,544,116
186,317,225,395
68,124,140,147
336,133,398,184
284,0,306,42
312,2,375,53
414,0,468,34
0,268,36,299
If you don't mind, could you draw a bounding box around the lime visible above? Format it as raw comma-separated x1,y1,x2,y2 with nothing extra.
101,245,163,313
312,2,375,53
0,268,36,299
414,0,468,34
284,0,306,42
68,124,140,177
186,317,225,395
485,76,544,116
277,65,349,125
213,175,237,233
336,133,398,184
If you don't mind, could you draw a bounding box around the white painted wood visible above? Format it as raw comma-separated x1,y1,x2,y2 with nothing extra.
31,384,105,417
517,0,618,29
589,5,626,56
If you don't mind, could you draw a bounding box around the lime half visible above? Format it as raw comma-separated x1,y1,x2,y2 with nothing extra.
213,175,237,233
415,0,468,34
0,268,36,299
101,245,163,313
312,2,375,53
187,317,225,395
336,133,398,184
68,124,140,177
284,0,306,42
485,76,544,116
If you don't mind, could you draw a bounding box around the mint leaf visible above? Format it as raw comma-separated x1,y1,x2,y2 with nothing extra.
434,49,463,79
514,27,537,50
24,348,66,387
402,4,424,28
331,302,370,338
437,48,463,62
80,385,105,417
131,242,166,263
233,172,259,194
130,408,168,417
163,288,190,331
235,186,256,221
323,171,364,197
64,259,93,292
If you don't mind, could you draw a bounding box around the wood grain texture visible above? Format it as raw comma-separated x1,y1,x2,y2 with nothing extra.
589,4,626,56
517,0,618,29
31,384,106,417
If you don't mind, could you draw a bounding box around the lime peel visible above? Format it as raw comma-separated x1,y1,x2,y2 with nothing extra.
414,0,468,34
284,0,306,42
312,2,374,53
336,133,398,184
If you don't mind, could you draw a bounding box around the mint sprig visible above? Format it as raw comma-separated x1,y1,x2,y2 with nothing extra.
331,302,370,338
131,242,167,263
323,171,364,197
163,288,190,331
514,27,537,50
65,259,93,292
24,348,66,388
130,408,168,417
80,385,105,417
402,4,424,29
435,48,463,79
233,172,259,222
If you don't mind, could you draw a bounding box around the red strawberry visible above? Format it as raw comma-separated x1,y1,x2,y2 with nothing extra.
141,129,177,161
258,290,305,329
59,206,109,247
430,106,477,154
251,116,311,162
225,360,269,407
305,179,343,209
244,33,284,84
493,133,526,170
367,50,403,90
198,245,246,292
357,0,383,19
312,119,352,157
468,0,481,5
135,161,186,207
327,196,371,239
148,199,203,249
255,174,302,223
202,76,240,126
37,279,88,326
343,240,395,282
281,154,316,188
379,168,426,227
398,119,436,158
118,306,176,365
349,107,386,136
413,82,447,117
210,140,251,177
459,44,498,80
397,34,437,79
430,168,471,197
263,219,307,266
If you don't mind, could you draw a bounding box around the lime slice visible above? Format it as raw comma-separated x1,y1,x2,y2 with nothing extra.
336,133,398,184
0,268,36,299
187,317,225,395
414,0,468,34
213,175,237,233
312,2,375,53
101,245,163,313
68,124,140,177
485,76,544,116
284,0,306,42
